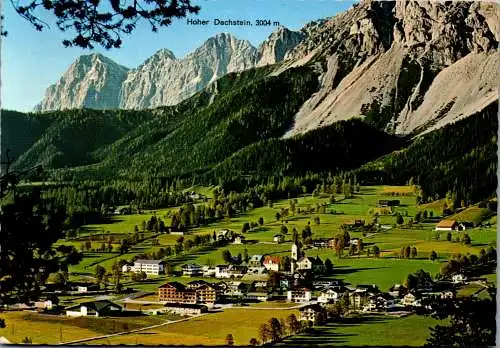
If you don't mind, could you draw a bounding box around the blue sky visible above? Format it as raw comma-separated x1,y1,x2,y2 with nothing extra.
1,0,354,112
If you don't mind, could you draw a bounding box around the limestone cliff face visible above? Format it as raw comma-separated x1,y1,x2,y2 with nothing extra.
119,33,259,109
35,30,304,111
256,27,305,67
283,0,499,137
34,54,129,111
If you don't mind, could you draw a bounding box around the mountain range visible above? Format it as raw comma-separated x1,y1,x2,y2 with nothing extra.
34,28,305,111
4,0,498,203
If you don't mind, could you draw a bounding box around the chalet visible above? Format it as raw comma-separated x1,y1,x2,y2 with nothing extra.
246,291,271,301
312,239,329,248
327,239,336,249
377,200,400,207
312,280,343,289
202,267,216,277
224,281,247,297
458,222,474,230
181,263,203,277
388,284,407,298
163,303,208,315
194,284,218,305
452,274,467,284
158,282,196,304
263,256,281,272
228,265,248,278
215,265,232,279
317,288,345,304
287,288,312,303
34,300,53,310
356,284,380,295
299,304,326,323
248,255,264,268
217,229,234,241
371,293,397,311
435,220,458,231
296,256,326,274
158,281,217,305
233,235,246,244
186,280,209,289
133,259,165,275
347,291,369,310
343,220,365,229
74,283,99,293
349,238,360,246
273,234,285,244
66,300,122,317
402,292,421,307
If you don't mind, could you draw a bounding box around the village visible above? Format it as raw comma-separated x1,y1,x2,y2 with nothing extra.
0,187,496,345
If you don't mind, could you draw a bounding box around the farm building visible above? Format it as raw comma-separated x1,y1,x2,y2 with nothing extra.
163,303,208,315
435,220,458,231
66,300,122,317
377,200,400,207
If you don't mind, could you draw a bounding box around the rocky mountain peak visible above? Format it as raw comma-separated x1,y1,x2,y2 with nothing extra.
34,53,129,111
257,26,305,66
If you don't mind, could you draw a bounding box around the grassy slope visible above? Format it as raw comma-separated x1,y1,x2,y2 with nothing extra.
70,186,496,292
86,308,299,346
277,315,444,347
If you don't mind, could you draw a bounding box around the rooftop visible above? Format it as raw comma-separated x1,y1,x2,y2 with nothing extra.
135,259,165,265
436,220,458,228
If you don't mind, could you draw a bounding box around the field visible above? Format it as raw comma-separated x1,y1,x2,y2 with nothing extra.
35,185,496,346
277,315,445,347
86,308,299,345
0,311,168,344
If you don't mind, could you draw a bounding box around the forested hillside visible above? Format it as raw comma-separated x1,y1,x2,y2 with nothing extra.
44,66,319,181
11,109,152,171
207,119,405,183
356,102,498,205
1,110,53,167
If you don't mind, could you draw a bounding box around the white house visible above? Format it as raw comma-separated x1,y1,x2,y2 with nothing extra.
273,234,285,243
233,235,245,244
452,274,467,283
296,256,325,274
287,288,312,303
215,265,232,279
122,264,133,273
299,304,325,323
133,259,165,275
349,238,360,246
66,300,122,317
317,289,343,303
402,293,421,307
181,264,203,277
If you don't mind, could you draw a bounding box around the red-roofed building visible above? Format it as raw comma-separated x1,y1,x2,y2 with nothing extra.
263,255,281,272
435,220,458,231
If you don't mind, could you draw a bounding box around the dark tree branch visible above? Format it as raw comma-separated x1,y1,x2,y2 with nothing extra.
5,0,200,49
